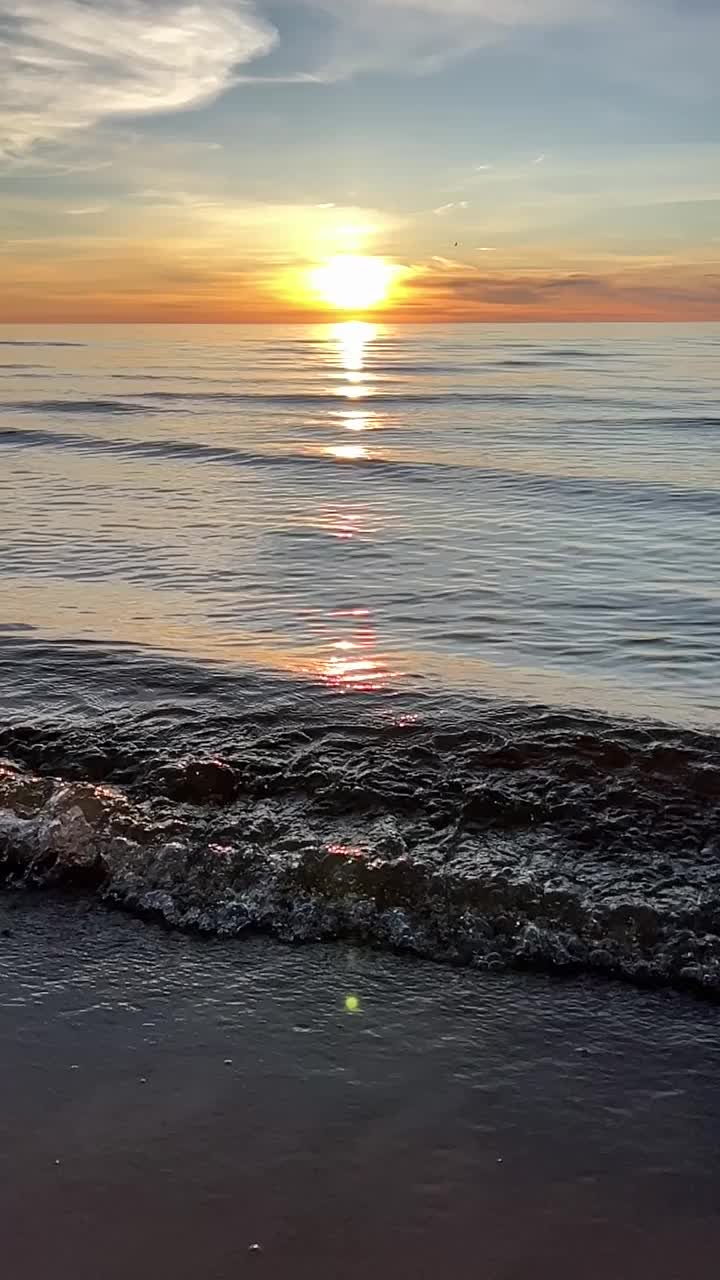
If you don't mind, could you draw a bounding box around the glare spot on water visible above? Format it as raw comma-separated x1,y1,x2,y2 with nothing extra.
335,382,373,401
339,410,377,433
325,444,368,461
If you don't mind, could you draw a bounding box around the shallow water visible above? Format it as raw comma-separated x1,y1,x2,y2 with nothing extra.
2,897,720,1280
1,323,719,988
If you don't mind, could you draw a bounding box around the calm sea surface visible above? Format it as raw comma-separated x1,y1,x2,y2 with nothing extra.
1,323,719,989
1,322,718,725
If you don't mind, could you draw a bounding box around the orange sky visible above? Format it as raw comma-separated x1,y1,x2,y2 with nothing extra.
1,0,719,323
2,234,718,324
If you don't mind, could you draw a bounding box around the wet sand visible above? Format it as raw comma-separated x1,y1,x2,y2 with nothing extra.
1,893,720,1280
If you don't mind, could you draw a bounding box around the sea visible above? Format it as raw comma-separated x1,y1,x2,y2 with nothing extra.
1,321,719,991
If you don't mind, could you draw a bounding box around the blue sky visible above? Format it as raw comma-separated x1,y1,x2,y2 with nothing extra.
1,0,718,320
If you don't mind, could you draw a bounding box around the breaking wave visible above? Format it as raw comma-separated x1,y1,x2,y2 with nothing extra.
2,698,719,995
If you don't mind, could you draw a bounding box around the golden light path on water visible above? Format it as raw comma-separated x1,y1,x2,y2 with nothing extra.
322,321,377,459
313,322,401,996
309,321,401,694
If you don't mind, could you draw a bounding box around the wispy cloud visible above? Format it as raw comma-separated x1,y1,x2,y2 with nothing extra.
284,0,630,79
64,205,108,216
431,255,463,267
433,200,469,215
0,0,277,151
1,0,713,159
3,0,575,155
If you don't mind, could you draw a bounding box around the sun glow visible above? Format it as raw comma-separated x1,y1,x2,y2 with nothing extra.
310,255,400,311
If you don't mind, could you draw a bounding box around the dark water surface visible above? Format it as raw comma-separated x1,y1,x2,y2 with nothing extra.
1,324,719,989
1,896,720,1280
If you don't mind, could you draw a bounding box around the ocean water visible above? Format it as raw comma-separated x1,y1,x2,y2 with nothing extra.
1,322,719,990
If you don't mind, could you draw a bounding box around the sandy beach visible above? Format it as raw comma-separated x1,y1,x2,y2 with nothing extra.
2,892,719,1280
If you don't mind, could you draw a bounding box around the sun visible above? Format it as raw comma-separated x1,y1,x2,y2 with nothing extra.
310,255,399,311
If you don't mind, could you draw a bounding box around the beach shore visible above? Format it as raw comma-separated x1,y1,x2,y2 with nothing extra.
2,892,719,1280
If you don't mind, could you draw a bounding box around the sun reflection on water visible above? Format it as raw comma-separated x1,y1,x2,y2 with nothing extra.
330,320,378,402
338,410,377,432
320,649,397,691
337,383,371,400
321,322,385,453
312,506,379,539
324,443,368,461
321,629,399,689
335,320,378,371
301,603,400,692
301,324,398,691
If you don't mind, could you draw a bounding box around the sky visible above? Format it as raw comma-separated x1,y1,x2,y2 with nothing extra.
1,0,719,322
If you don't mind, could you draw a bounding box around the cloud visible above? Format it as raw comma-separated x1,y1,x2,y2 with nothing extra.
0,0,277,150
431,254,473,268
290,0,618,78
410,263,720,318
3,0,586,152
2,0,715,158
433,200,469,215
63,204,109,216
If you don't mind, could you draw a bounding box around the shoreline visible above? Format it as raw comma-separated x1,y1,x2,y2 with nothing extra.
3,739,720,999
2,892,720,1279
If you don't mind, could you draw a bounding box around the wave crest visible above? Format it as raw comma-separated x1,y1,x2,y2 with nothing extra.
2,703,719,995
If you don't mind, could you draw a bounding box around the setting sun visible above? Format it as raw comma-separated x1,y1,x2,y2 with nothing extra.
310,255,400,311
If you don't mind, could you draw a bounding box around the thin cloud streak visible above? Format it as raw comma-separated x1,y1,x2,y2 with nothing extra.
405,264,720,320
64,205,109,216
433,201,469,215
295,0,619,77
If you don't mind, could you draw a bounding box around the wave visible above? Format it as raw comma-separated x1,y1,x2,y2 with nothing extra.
0,340,86,348
7,397,718,442
7,390,552,411
110,363,486,379
544,348,617,359
487,349,616,364
495,359,546,368
7,398,153,415
2,422,719,515
634,415,720,432
10,391,709,427
136,389,546,407
1,698,719,994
